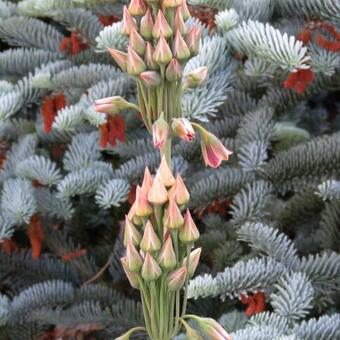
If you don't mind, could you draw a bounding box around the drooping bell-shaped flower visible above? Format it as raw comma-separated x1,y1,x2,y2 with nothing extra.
135,186,153,216
140,71,162,87
148,172,168,205
140,220,161,252
186,26,201,56
122,6,137,35
121,257,140,289
182,247,201,277
145,42,159,70
108,48,127,72
127,46,146,75
130,28,146,55
197,125,233,168
95,96,139,113
153,35,173,65
152,10,173,39
124,215,142,247
158,237,177,269
166,58,183,82
173,30,191,61
126,241,143,272
174,8,187,34
195,317,232,340
182,66,208,89
140,9,154,40
128,0,147,16
167,266,187,291
152,112,169,149
141,252,162,281
164,199,184,230
157,155,175,187
169,174,190,206
171,118,195,142
179,209,200,243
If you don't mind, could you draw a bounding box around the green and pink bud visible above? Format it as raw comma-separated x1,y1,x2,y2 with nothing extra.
147,173,168,205
140,71,162,87
124,215,142,247
140,220,161,252
130,28,146,55
195,317,232,340
141,252,162,281
182,247,201,277
172,117,195,142
122,6,137,36
173,30,191,61
153,35,173,65
126,241,143,272
174,8,187,34
158,237,177,269
166,58,182,82
182,66,208,89
152,10,173,39
140,9,154,40
181,319,203,340
145,42,159,70
135,186,153,216
108,48,127,72
163,0,183,8
167,266,187,291
141,167,153,194
169,174,190,206
127,46,146,75
128,0,147,16
179,209,200,243
186,26,201,56
195,124,233,168
152,112,169,149
179,0,191,21
164,199,184,230
158,156,175,187
121,257,140,289
95,96,139,113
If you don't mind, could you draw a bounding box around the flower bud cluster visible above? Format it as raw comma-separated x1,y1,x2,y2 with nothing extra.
121,156,201,291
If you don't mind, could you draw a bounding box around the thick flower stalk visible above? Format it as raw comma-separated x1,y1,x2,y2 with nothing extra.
95,0,232,338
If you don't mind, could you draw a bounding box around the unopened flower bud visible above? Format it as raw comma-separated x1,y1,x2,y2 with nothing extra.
126,242,143,272
130,28,146,55
182,247,201,277
140,9,154,40
140,220,161,252
152,112,169,149
169,174,190,205
172,117,195,142
173,30,191,61
182,66,208,89
158,155,175,187
167,266,187,291
121,257,140,289
128,0,147,16
148,173,168,205
124,215,142,247
158,237,177,269
181,319,203,340
174,8,187,35
153,35,173,65
145,42,159,70
127,46,146,75
179,1,191,21
142,252,162,281
194,317,232,340
95,96,139,113
141,167,153,194
186,26,201,56
164,199,184,230
135,186,153,216
166,58,182,82
195,123,233,168
163,0,182,8
108,48,127,72
127,202,143,225
140,71,162,87
179,209,199,243
122,6,137,35
152,10,173,39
